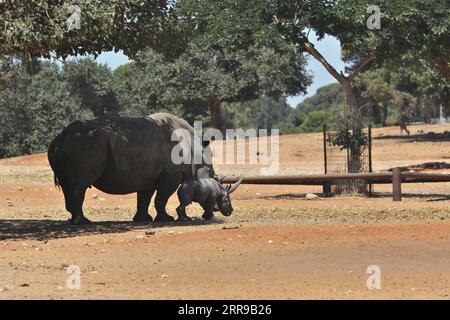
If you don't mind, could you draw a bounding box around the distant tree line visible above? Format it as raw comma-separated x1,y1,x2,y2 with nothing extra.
1,54,446,158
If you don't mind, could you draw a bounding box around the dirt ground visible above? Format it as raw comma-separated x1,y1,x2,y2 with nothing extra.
0,123,449,299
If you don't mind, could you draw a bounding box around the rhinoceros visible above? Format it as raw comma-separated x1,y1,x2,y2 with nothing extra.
47,112,215,224
176,177,243,221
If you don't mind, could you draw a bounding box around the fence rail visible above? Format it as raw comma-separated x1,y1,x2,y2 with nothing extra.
222,169,450,201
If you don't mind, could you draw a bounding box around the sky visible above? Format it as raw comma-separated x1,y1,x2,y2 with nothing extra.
95,34,346,108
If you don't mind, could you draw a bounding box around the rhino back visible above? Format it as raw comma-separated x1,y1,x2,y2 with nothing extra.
48,120,109,188
148,112,194,135
91,117,179,194
149,113,215,178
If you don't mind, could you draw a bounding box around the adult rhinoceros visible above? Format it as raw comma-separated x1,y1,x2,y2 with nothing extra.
47,112,219,224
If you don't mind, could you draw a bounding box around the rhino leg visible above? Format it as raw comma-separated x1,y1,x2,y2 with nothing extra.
200,200,215,221
154,173,182,222
202,211,214,220
176,205,192,221
175,200,192,222
133,189,155,222
63,184,91,225
175,184,193,221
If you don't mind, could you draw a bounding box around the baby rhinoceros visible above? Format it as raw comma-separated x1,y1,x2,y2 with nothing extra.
176,177,243,221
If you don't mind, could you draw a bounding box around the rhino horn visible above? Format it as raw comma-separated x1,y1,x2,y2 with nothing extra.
227,177,243,194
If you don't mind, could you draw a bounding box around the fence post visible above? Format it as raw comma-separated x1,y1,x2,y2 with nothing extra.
392,167,402,201
322,124,331,196
368,125,373,196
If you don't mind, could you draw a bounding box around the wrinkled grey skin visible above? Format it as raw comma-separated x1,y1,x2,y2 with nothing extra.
47,113,215,225
176,177,243,221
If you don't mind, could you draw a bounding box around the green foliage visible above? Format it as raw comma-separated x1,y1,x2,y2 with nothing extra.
0,0,175,59
227,96,297,134
294,83,345,124
63,59,119,117
298,111,328,133
112,40,311,129
171,0,312,130
327,128,368,151
354,65,444,125
0,60,92,157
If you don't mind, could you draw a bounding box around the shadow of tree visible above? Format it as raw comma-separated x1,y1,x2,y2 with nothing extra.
374,132,450,142
357,192,450,201
0,218,222,241
241,192,450,202
238,193,310,201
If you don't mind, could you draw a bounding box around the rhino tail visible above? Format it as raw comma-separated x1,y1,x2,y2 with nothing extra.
47,123,77,190
48,133,64,190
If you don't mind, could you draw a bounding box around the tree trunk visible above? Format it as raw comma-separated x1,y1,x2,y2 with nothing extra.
208,97,225,134
342,80,362,132
303,41,374,176
431,51,450,81
342,80,362,173
381,102,388,127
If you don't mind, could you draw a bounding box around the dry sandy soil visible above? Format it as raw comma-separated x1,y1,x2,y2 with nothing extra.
0,123,449,299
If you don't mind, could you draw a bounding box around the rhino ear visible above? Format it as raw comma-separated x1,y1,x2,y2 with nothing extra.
227,177,243,194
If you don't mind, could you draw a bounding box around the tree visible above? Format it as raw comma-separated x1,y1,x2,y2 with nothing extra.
356,68,395,126
298,111,328,133
295,83,345,125
63,59,119,117
228,96,296,134
0,60,91,157
355,65,446,126
0,0,176,60
258,0,449,171
171,0,312,132
112,50,198,119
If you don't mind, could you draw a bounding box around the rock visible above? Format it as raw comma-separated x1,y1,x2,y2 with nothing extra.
18,187,23,191
135,235,144,240
98,197,105,201
3,285,14,291
20,283,29,287
305,193,319,200
222,226,240,230
267,240,273,244
145,231,155,236
91,194,98,199
161,274,168,278
61,263,69,269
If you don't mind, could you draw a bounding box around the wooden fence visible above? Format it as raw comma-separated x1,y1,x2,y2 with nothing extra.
222,169,450,201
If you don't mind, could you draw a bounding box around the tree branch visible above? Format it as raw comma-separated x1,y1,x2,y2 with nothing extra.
348,53,375,81
303,41,345,83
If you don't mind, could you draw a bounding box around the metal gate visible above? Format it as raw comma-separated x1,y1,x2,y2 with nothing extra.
323,125,373,195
